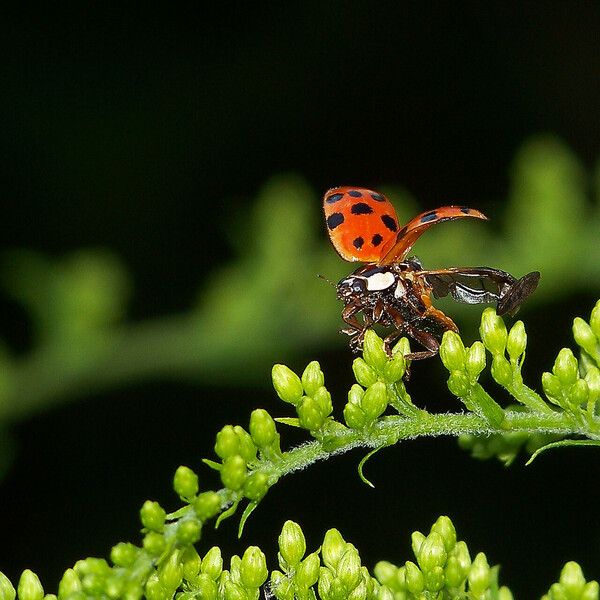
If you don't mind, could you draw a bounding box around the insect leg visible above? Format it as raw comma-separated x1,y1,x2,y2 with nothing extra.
341,302,372,353
403,324,441,360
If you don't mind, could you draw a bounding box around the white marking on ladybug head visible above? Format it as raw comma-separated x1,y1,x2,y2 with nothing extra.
365,271,396,291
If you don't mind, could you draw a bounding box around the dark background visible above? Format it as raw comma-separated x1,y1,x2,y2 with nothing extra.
1,3,600,597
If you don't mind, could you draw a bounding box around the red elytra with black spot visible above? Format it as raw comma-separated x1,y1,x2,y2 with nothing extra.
323,186,487,264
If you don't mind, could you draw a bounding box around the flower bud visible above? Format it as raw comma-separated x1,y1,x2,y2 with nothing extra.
272,365,303,405
352,358,379,387
173,466,199,500
452,541,472,577
363,330,389,371
491,355,512,387
110,543,139,568
313,386,333,417
583,581,600,600
383,351,406,382
302,361,325,397
404,562,424,595
393,337,411,357
17,571,44,600
416,532,447,573
270,572,292,600
411,531,426,558
140,500,166,532
440,331,466,372
0,572,15,600
479,308,507,355
0,573,15,600
144,575,164,600
278,521,306,567
143,532,166,557
378,586,395,600
447,371,470,397
498,586,515,600
317,568,333,600
466,342,486,379
191,574,217,599
322,529,346,570
233,426,257,463
104,575,125,599
249,409,278,449
177,518,202,545
430,516,456,553
57,570,82,599
542,372,562,403
569,379,589,408
343,403,365,429
158,552,183,594
585,366,600,407
223,581,246,600
591,301,600,338
201,547,223,580
348,384,364,406
181,547,201,582
215,425,241,460
243,471,270,501
240,547,268,589
506,320,527,361
373,562,397,588
468,552,490,595
573,318,598,355
220,455,247,490
337,548,362,592
445,556,465,588
296,552,320,589
553,348,579,387
559,561,586,597
361,382,388,422
297,396,325,431
424,565,445,592
194,491,221,520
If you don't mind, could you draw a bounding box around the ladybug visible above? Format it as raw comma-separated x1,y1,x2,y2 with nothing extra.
324,186,540,358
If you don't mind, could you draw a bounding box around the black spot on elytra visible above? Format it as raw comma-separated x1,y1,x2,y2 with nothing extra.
348,190,363,197
372,233,383,246
460,206,470,214
353,236,364,249
381,214,398,232
370,193,386,202
327,213,344,230
351,202,374,215
326,193,344,204
420,211,438,223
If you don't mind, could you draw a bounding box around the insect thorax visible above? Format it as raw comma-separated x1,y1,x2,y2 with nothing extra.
336,263,415,306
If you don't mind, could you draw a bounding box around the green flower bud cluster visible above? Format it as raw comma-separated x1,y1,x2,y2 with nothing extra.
178,545,268,600
439,329,505,425
541,561,599,600
272,361,333,432
271,521,392,600
440,330,487,395
206,408,283,509
542,348,597,418
573,300,600,367
374,516,512,599
344,331,414,427
479,308,528,387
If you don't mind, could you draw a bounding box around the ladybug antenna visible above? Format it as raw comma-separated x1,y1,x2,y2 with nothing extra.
317,273,336,287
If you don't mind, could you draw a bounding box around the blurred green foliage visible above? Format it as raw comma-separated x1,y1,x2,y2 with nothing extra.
0,136,599,471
